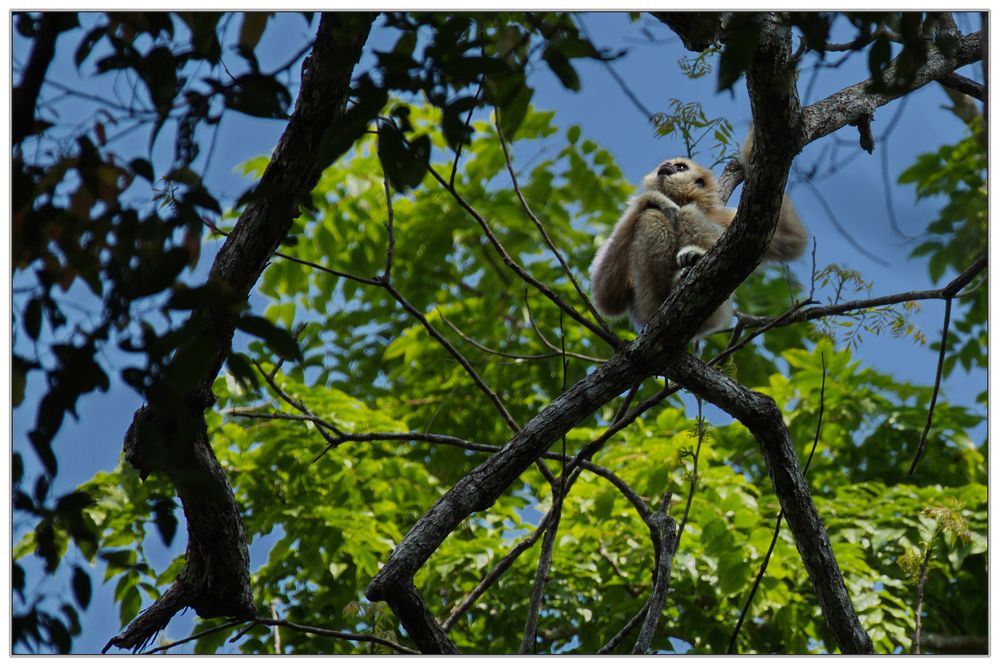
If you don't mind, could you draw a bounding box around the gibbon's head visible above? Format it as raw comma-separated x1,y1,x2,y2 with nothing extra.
641,158,721,211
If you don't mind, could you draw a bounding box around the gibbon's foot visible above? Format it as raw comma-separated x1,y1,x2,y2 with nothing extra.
676,245,705,269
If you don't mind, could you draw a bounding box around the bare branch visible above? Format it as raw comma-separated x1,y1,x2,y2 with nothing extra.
523,293,609,363
801,30,983,149
598,600,650,654
141,619,245,655
908,297,952,476
518,480,566,653
937,72,985,100
736,252,986,329
437,308,562,362
108,15,376,651
668,352,870,653
252,617,417,655
426,163,620,348
443,507,555,631
632,496,678,654
728,354,827,653
494,114,620,344
911,536,936,654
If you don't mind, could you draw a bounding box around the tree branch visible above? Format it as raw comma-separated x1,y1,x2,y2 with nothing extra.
631,496,678,654
800,30,983,150
735,252,986,330
936,72,985,101
494,114,620,344
518,478,566,653
666,353,871,653
13,12,68,146
908,297,952,476
106,13,376,653
728,354,827,653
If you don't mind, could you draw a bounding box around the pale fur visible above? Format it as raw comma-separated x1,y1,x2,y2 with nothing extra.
589,151,806,336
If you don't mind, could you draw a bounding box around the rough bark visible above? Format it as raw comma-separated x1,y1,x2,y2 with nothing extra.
800,30,983,149
13,12,69,146
105,12,376,652
666,355,873,653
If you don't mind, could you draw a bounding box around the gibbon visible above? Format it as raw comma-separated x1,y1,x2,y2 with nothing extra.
589,147,806,336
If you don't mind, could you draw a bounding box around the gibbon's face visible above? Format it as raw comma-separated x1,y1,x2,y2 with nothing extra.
642,157,718,206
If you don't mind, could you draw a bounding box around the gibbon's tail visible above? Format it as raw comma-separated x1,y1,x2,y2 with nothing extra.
768,196,808,262
741,125,808,263
589,202,642,317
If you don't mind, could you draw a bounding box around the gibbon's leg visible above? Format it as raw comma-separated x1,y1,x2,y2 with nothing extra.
670,205,732,336
668,253,734,338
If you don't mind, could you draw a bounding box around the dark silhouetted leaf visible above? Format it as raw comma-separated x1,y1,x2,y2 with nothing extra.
72,565,92,610
236,315,302,361
225,73,291,119
377,124,430,192
25,297,43,340
152,498,178,547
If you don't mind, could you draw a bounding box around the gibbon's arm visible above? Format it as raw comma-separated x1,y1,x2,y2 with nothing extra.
590,191,678,318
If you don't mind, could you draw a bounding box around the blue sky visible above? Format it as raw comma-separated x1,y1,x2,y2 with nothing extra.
11,12,987,653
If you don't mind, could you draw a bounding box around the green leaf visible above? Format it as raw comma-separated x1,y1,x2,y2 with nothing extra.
239,12,270,52
119,586,142,627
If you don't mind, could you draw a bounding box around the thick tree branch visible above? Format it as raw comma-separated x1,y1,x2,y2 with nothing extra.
106,13,376,653
921,633,988,654
13,12,69,146
666,354,871,653
800,30,983,149
937,72,985,101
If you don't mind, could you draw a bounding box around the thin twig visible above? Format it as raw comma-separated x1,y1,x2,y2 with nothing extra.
712,299,817,365
911,537,937,655
426,162,619,348
522,292,608,363
449,77,483,189
443,507,553,631
518,478,567,654
437,308,561,361
798,175,890,266
141,620,245,654
675,395,704,551
908,297,952,476
200,217,382,288
597,600,650,654
734,252,985,329
494,112,620,344
249,360,346,456
270,602,281,654
252,617,417,654
380,172,396,282
598,541,642,596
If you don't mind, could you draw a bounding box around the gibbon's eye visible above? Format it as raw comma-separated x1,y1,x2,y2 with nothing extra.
674,162,688,172
695,177,706,187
